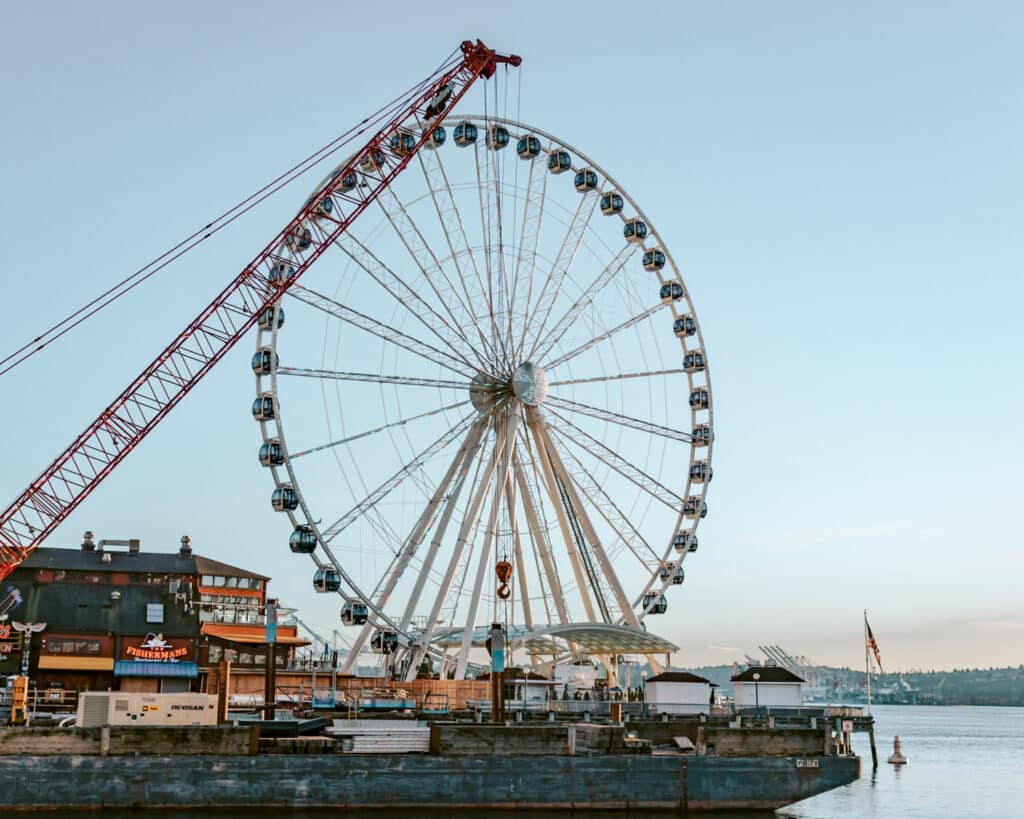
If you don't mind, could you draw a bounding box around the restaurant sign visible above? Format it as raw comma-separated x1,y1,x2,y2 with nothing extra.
125,633,190,662
0,624,23,656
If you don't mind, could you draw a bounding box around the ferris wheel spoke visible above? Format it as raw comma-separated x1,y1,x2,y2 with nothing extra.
341,416,489,673
320,412,475,544
415,130,499,363
532,411,644,630
532,242,637,364
513,452,570,625
545,303,667,370
288,399,469,460
546,396,692,444
547,424,661,568
277,368,465,391
334,234,483,369
473,141,511,367
374,185,496,368
548,368,685,388
288,284,473,378
521,191,599,362
509,149,549,364
407,419,502,679
546,409,682,510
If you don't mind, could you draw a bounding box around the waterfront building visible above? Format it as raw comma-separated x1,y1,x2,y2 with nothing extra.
731,664,805,708
0,532,305,698
644,671,715,714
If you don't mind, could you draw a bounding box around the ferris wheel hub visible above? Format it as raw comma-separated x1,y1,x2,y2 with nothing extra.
512,362,548,407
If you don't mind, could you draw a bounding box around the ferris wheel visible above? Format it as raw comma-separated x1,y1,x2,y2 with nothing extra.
252,114,713,680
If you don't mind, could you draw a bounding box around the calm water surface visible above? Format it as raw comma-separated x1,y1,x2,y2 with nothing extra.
55,705,1024,818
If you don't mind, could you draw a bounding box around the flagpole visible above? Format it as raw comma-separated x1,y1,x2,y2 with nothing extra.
864,609,872,715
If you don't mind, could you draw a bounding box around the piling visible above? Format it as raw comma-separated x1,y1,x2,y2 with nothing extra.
868,722,878,769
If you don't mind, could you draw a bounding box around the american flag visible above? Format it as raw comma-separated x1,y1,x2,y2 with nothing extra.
866,618,884,674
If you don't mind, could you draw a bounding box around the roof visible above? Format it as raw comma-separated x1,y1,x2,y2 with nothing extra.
428,622,678,654
646,671,714,685
114,660,199,678
195,555,269,581
732,666,805,683
201,624,309,647
19,547,197,575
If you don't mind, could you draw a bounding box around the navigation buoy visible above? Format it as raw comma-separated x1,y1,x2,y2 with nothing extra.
887,735,908,765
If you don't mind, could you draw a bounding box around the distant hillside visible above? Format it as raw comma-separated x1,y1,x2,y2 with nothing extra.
676,664,1024,706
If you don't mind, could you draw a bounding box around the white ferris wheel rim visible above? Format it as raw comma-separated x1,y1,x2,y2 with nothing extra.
253,114,713,677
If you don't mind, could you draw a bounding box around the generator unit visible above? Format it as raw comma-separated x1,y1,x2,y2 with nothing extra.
76,692,217,728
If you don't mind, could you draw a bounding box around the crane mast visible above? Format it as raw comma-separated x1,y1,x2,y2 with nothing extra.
0,40,520,581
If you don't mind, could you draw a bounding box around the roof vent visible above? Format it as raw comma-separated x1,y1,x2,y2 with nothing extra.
179,535,193,557
82,531,96,553
102,553,112,564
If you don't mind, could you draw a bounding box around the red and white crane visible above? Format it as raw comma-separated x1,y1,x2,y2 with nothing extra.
0,39,521,582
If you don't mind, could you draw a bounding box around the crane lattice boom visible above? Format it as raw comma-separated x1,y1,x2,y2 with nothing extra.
0,39,520,581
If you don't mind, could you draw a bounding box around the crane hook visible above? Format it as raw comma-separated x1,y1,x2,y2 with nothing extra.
495,559,513,600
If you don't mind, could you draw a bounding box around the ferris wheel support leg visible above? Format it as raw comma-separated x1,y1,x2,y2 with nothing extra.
406,421,502,680
534,414,642,633
513,456,569,626
339,418,487,676
397,420,488,634
524,407,597,623
454,408,519,680
505,478,533,632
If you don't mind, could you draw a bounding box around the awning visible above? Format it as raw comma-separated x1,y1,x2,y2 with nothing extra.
38,656,114,671
201,624,310,646
114,660,199,678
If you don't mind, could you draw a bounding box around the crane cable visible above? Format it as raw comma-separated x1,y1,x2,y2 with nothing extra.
0,50,461,380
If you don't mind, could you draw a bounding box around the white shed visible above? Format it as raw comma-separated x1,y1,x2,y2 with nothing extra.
731,665,805,709
644,671,715,714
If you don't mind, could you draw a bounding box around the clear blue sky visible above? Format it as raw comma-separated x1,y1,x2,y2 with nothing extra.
1,2,1021,671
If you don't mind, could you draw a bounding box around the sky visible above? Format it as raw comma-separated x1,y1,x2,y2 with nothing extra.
1,2,1022,672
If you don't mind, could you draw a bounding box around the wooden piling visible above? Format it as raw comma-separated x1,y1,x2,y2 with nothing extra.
868,722,878,769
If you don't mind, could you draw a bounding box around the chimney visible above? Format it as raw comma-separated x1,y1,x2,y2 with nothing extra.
81,531,96,553
179,535,193,557
129,539,141,555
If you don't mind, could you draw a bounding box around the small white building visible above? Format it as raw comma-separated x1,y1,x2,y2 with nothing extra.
731,665,805,709
644,671,715,714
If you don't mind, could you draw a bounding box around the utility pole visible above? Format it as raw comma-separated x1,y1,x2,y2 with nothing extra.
264,599,277,720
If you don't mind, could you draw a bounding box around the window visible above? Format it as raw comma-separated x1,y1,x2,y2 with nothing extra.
213,576,226,587
225,577,238,589
46,638,102,656
249,578,262,590
208,645,223,663
201,575,214,586
146,603,164,624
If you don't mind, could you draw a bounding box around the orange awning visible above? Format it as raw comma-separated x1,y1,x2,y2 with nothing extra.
38,656,114,671
200,624,309,647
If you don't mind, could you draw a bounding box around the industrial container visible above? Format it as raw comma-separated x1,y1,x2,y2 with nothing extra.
77,692,217,727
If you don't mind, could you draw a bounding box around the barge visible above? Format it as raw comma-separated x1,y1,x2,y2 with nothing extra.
0,714,861,812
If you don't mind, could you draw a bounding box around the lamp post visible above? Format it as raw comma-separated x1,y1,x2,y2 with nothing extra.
752,672,761,718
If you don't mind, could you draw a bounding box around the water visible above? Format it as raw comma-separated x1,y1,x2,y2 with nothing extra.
53,705,1024,818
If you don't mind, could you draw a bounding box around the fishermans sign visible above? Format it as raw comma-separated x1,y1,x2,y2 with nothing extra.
125,633,189,661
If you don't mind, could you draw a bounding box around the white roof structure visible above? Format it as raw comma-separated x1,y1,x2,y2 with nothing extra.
425,622,678,654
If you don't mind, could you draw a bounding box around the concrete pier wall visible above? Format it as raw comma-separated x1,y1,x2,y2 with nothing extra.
0,726,255,756
0,753,860,811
